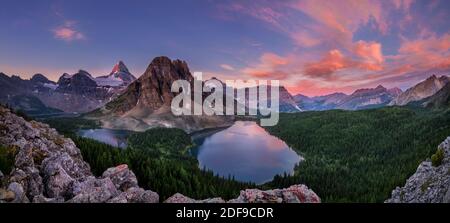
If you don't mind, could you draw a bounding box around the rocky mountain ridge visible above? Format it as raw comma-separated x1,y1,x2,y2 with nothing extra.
295,85,401,111
89,56,234,133
0,106,320,203
389,75,449,106
0,61,135,114
420,82,450,109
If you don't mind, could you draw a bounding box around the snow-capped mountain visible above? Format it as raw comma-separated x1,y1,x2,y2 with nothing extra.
95,61,137,87
0,62,136,114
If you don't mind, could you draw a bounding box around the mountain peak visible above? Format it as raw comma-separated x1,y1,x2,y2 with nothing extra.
30,73,50,83
387,87,403,97
150,56,173,66
110,61,130,75
426,74,438,81
352,85,386,95
78,70,92,77
390,74,449,106
143,56,192,82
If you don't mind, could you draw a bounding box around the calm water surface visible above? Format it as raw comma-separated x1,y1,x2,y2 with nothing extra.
77,129,133,148
191,121,302,184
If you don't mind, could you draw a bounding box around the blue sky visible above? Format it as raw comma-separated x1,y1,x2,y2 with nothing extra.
1,0,449,96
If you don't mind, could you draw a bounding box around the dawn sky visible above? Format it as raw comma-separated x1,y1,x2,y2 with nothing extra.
1,0,449,96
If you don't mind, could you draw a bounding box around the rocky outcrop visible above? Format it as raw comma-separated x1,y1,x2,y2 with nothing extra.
386,137,450,203
0,106,158,203
0,106,319,203
165,193,226,203
228,185,320,203
165,185,320,203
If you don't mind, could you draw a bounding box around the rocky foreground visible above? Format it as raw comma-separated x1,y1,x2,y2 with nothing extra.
386,137,450,203
0,106,320,203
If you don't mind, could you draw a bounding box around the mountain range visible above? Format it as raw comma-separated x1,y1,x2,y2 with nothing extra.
0,61,136,114
294,75,449,111
87,56,234,132
295,85,403,111
1,56,449,128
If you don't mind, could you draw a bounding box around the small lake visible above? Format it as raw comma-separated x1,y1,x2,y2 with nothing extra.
190,121,302,184
77,129,133,148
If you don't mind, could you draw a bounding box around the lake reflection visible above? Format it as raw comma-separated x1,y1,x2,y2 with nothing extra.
77,129,132,148
191,121,302,184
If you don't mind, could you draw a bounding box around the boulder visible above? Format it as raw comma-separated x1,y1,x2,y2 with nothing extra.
14,144,34,168
165,185,320,203
108,187,159,203
41,153,91,198
8,182,29,203
228,185,320,203
0,188,15,202
32,194,64,203
69,177,119,203
102,164,138,191
23,166,43,200
164,193,197,203
164,193,225,203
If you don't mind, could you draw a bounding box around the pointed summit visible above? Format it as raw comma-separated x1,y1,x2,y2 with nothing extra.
95,61,136,87
78,69,93,78
387,87,403,97
110,61,130,75
426,74,438,81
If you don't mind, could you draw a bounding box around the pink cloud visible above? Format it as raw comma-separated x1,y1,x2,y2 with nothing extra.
393,0,414,12
292,0,388,38
353,40,384,64
52,20,85,42
303,49,383,80
291,30,321,47
303,50,348,79
394,32,450,70
286,79,355,96
216,1,391,49
241,53,291,80
220,64,235,71
213,0,448,96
